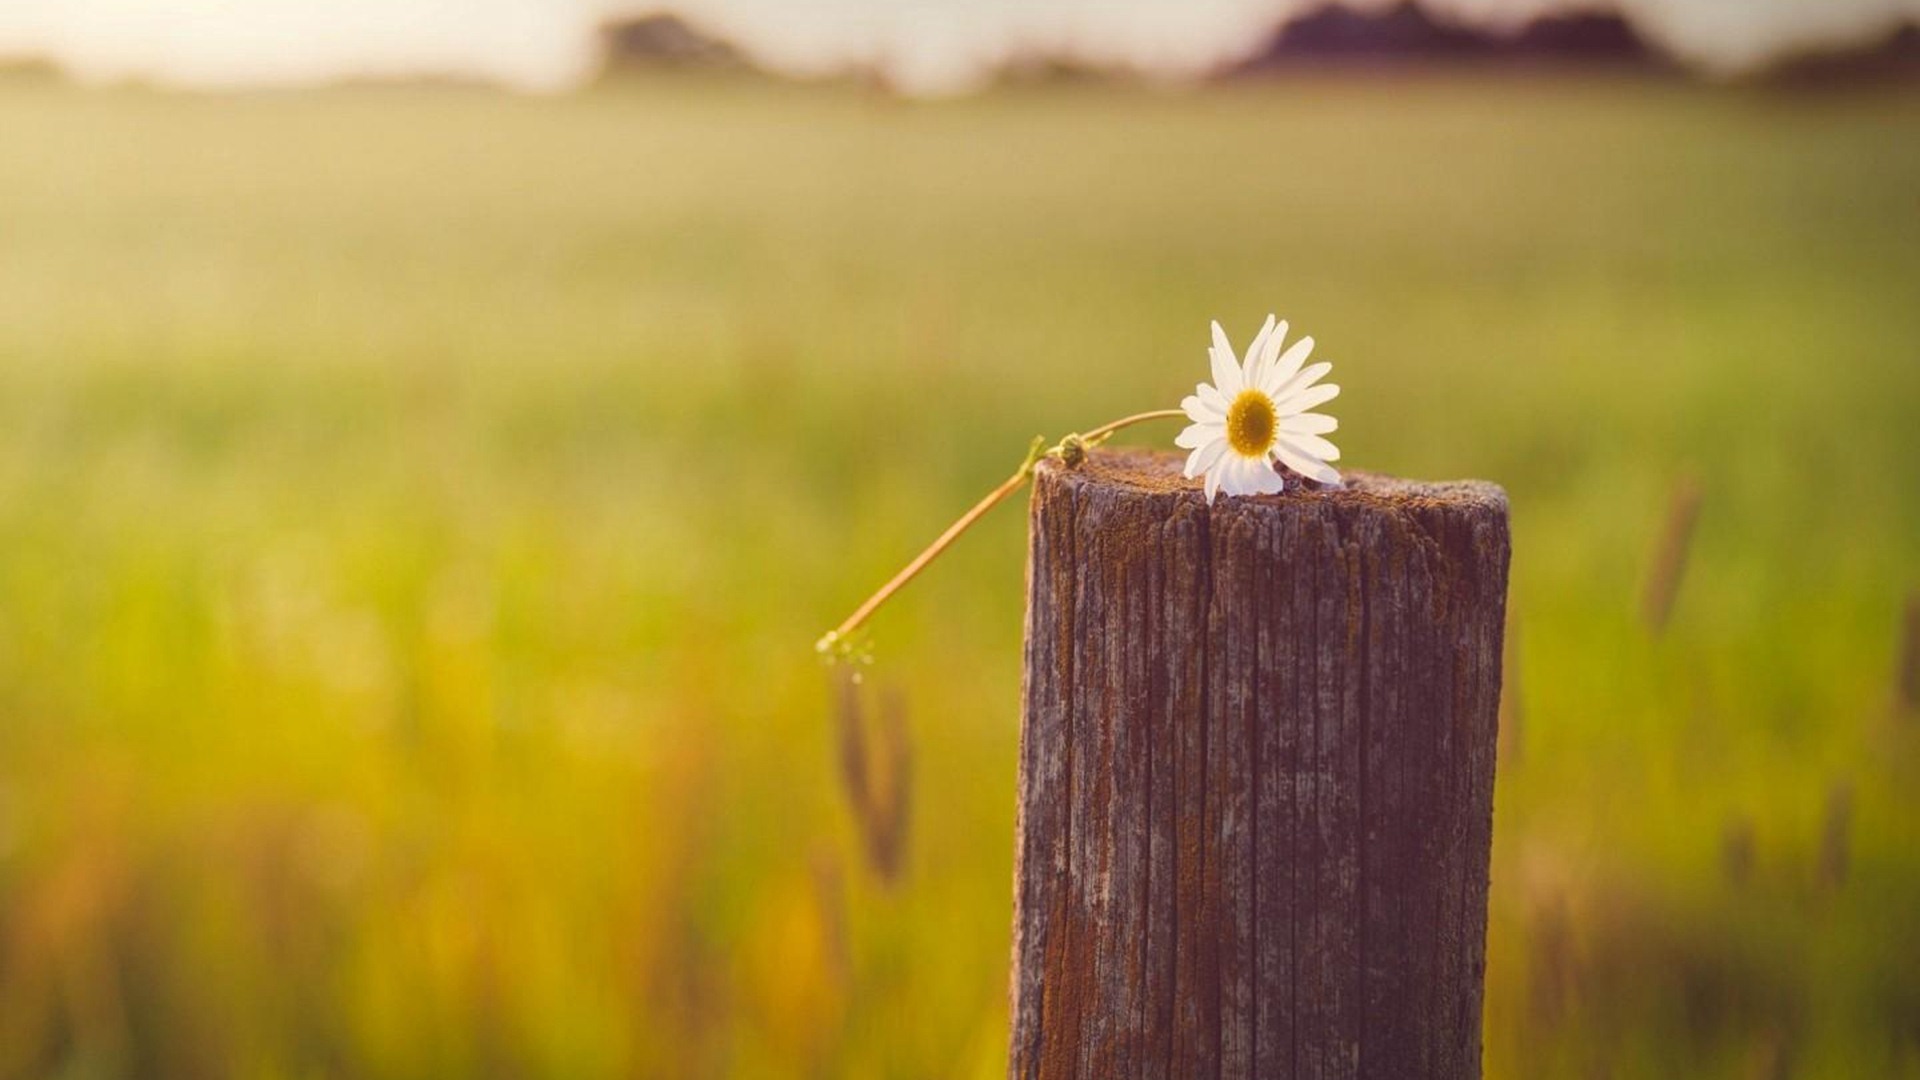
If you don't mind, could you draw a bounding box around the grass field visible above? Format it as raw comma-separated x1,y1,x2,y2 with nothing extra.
0,74,1917,1077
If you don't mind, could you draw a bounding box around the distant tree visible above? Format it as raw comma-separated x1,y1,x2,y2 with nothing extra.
1759,22,1920,87
595,12,753,78
1231,2,1497,68
1506,11,1668,67
1220,1,1672,76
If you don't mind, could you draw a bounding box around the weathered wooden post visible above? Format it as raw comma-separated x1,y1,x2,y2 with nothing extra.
1009,449,1510,1080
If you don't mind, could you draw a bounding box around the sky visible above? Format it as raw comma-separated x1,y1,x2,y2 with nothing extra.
0,0,1915,94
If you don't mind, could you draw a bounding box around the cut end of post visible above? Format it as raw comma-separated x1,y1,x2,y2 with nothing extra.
1034,446,1510,518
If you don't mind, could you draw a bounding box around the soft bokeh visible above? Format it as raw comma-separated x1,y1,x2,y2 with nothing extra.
0,35,1917,1080
6,0,1920,91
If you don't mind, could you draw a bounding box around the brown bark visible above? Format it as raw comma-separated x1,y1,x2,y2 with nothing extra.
1009,449,1510,1080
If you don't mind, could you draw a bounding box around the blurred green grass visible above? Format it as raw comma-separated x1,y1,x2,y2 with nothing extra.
0,74,1916,1077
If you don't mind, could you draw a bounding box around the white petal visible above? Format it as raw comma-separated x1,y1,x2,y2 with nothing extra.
1175,421,1223,450
1209,322,1242,394
1184,439,1227,479
1276,440,1342,484
1210,347,1243,395
1264,335,1315,392
1182,393,1225,424
1242,314,1275,387
1255,318,1289,387
1283,432,1341,462
1197,382,1231,413
1214,457,1242,498
1203,458,1225,504
1218,455,1259,499
1280,412,1338,436
1249,458,1286,495
1269,360,1331,403
1278,382,1340,414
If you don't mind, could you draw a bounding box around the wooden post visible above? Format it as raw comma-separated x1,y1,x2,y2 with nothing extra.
1009,449,1510,1080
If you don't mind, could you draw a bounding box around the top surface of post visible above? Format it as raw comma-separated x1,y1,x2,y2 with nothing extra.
1036,447,1508,519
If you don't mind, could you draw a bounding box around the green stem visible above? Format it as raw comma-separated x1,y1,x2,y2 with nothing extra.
816,409,1185,656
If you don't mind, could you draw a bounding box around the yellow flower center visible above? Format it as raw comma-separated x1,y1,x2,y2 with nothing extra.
1226,389,1277,457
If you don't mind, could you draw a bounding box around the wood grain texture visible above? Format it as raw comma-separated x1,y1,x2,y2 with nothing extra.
1009,449,1510,1080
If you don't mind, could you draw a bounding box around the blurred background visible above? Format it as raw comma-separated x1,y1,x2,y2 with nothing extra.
0,0,1917,1076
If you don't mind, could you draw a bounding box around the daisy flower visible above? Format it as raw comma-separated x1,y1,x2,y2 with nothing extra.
1176,315,1342,503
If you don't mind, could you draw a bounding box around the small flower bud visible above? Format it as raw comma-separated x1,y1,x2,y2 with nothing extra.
1059,434,1087,467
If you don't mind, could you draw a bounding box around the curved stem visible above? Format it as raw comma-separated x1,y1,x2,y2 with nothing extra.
1078,408,1186,446
817,459,1034,654
817,409,1186,655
